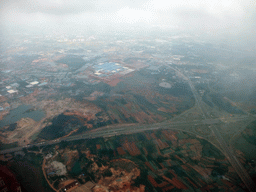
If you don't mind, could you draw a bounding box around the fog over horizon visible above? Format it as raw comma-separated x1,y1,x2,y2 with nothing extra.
0,0,255,49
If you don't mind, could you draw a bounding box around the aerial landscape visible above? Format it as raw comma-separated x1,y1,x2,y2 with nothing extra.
0,0,256,192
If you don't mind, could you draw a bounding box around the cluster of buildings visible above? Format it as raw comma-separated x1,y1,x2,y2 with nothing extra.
0,33,217,112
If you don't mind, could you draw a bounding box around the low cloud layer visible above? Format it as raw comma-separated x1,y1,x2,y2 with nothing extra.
0,0,255,37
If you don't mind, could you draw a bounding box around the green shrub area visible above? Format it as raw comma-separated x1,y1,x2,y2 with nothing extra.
38,113,85,140
0,142,18,150
200,140,225,159
210,93,244,114
9,153,54,192
56,55,85,70
242,120,256,145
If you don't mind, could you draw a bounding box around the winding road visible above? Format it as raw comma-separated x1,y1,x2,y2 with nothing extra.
0,65,255,191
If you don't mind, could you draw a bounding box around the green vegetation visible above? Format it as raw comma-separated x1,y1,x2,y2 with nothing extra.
28,145,40,152
9,153,54,192
210,93,244,114
70,161,82,176
4,128,246,191
35,67,196,141
38,113,85,140
56,130,240,189
0,141,18,150
242,120,256,145
201,140,225,159
56,55,85,70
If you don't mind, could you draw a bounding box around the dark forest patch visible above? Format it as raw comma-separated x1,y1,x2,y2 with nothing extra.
210,93,244,114
56,55,85,70
242,120,256,146
38,114,85,140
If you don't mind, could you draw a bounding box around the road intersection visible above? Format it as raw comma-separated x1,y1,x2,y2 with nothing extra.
0,66,255,191
171,66,256,192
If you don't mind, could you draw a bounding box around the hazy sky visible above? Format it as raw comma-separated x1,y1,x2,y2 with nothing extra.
0,0,255,36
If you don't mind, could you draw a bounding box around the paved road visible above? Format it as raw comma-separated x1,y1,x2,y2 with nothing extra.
0,66,255,191
0,119,219,155
171,66,256,192
211,125,256,191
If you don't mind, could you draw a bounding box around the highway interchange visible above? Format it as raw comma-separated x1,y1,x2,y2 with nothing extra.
1,66,256,191
172,66,256,192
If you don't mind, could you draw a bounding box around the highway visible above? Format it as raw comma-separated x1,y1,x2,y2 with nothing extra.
0,119,219,155
0,66,255,191
171,66,256,192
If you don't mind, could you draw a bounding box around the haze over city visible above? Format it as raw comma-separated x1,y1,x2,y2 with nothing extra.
0,1,256,192
1,0,255,37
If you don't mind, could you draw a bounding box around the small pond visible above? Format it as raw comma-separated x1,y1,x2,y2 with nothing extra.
0,105,45,129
